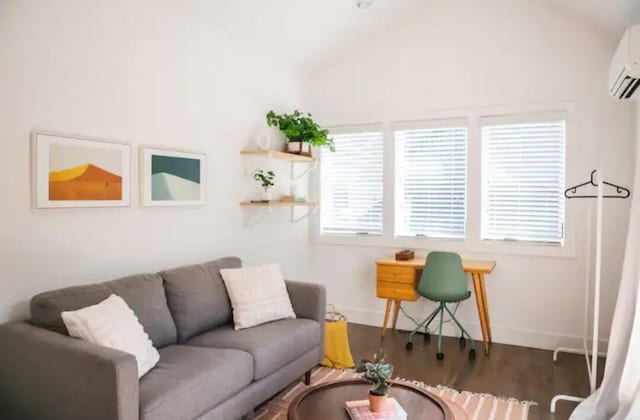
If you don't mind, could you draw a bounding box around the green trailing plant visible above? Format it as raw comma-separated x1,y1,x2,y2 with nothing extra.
266,110,335,152
253,170,275,191
355,349,393,396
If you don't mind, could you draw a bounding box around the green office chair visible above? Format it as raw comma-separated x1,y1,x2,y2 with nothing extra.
405,252,476,361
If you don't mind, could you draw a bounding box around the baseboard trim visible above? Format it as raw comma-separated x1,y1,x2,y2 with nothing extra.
337,306,608,353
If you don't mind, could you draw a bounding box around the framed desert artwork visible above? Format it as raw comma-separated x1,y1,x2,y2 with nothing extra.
33,132,131,208
141,147,206,206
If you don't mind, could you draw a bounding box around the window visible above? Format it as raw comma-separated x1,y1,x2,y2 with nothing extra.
320,129,384,235
395,122,468,239
481,118,566,244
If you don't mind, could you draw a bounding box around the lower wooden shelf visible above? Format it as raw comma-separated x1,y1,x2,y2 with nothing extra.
240,201,319,226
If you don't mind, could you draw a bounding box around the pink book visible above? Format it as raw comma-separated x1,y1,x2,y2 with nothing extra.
345,398,407,420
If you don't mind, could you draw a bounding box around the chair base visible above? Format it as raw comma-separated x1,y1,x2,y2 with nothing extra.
405,302,476,361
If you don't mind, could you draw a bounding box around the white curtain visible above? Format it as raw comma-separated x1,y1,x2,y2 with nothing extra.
570,153,640,419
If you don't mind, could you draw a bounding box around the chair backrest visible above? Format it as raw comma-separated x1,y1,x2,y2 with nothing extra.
417,252,468,301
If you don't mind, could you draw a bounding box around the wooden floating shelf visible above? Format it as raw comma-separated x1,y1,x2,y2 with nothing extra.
240,149,314,163
240,201,319,207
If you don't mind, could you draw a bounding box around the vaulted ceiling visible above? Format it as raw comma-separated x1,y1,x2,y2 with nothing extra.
199,0,640,71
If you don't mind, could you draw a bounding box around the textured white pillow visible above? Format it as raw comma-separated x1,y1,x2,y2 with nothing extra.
220,263,296,330
61,294,160,378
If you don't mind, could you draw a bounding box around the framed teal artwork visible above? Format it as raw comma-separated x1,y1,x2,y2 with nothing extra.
141,147,206,206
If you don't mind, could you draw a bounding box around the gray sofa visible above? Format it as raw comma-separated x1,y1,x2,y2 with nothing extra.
0,257,326,420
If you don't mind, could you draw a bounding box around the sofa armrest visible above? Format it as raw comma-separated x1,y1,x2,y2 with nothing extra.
0,322,139,420
286,281,326,324
286,280,326,362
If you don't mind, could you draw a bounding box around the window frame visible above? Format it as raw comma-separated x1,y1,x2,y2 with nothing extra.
318,124,386,238
310,104,576,259
480,113,567,246
393,118,469,240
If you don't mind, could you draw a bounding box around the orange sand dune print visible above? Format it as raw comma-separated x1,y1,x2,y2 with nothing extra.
49,164,122,200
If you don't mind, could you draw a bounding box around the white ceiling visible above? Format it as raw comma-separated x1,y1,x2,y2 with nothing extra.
204,0,424,69
209,0,640,71
542,0,640,38
261,0,426,69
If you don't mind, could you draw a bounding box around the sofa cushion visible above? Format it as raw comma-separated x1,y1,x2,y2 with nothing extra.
160,257,240,342
220,263,296,330
139,345,253,420
30,273,177,348
61,294,160,378
187,318,321,380
106,274,177,348
31,284,111,335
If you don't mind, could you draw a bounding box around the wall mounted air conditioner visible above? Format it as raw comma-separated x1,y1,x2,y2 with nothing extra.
609,24,640,100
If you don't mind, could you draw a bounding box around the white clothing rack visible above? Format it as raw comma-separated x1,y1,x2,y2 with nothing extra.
551,170,629,413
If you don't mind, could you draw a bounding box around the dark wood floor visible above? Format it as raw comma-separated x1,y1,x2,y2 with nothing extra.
347,323,604,420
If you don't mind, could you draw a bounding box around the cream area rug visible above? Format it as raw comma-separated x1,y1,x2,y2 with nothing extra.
256,366,537,420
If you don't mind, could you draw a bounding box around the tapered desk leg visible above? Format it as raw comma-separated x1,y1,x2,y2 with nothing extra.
479,274,492,343
471,273,490,354
381,299,393,337
391,300,401,330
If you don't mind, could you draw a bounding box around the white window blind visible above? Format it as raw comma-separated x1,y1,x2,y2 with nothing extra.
481,119,566,244
320,130,384,235
395,124,467,239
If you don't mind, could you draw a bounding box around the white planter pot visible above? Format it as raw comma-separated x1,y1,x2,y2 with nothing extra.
287,142,301,153
287,141,311,155
261,189,273,201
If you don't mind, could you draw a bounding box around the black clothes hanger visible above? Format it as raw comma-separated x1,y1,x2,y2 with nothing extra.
564,170,630,199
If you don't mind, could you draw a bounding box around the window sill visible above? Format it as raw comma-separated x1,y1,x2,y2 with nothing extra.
312,233,576,259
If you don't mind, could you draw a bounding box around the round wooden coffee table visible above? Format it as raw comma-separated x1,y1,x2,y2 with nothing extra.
288,379,453,420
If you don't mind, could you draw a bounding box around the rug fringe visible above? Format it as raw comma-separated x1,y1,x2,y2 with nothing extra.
396,379,538,407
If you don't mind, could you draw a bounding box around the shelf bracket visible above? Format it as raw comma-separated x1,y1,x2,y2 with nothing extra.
290,203,318,223
243,206,273,227
290,159,318,180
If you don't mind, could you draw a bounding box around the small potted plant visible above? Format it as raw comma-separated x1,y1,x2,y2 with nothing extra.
253,170,275,202
355,349,394,412
266,110,335,156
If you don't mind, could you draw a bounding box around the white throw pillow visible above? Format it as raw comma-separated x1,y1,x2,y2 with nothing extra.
61,294,160,378
220,263,296,330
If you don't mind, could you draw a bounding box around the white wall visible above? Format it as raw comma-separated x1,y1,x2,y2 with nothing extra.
1,0,636,351
0,0,310,322
304,0,636,350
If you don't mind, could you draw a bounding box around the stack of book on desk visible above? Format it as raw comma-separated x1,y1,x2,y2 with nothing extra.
345,398,407,420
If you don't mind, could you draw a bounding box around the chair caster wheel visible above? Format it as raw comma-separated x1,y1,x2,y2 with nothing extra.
436,352,444,360
406,342,413,350
459,336,466,349
469,349,476,360
424,332,431,343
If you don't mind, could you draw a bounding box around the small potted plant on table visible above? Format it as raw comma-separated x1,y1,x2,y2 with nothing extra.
266,110,335,156
253,170,275,202
355,349,394,412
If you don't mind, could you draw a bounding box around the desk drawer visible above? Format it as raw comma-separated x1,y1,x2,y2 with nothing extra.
377,265,414,284
377,281,417,301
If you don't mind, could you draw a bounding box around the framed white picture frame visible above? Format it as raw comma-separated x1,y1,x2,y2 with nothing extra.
141,147,207,207
32,131,131,209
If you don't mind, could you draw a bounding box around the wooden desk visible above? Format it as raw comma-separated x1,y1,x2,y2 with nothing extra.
376,257,496,354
